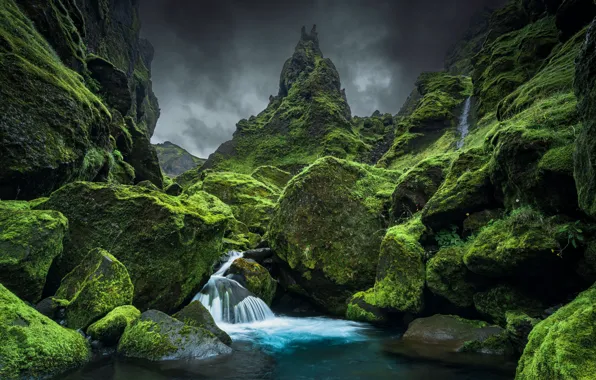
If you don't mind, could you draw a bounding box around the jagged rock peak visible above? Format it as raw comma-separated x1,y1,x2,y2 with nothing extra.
279,24,325,96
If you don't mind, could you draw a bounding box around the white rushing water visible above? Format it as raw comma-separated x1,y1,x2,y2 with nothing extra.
192,251,275,324
457,96,472,149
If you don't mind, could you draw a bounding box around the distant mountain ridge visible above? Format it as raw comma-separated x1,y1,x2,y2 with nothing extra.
154,141,205,177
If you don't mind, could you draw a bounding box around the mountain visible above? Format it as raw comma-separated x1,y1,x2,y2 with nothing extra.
154,141,206,177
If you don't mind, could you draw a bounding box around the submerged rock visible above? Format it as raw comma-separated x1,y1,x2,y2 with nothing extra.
86,305,141,346
54,248,134,330
118,310,232,361
37,182,231,312
0,202,68,303
516,285,596,379
0,284,90,379
173,301,232,346
229,258,277,306
269,156,401,314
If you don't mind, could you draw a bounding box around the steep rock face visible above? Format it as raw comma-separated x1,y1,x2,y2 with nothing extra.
269,157,401,314
118,310,232,361
0,0,113,200
155,141,205,177
516,285,596,379
0,201,68,303
346,217,427,321
0,284,90,379
53,248,134,330
202,26,369,174
37,182,232,312
574,19,596,218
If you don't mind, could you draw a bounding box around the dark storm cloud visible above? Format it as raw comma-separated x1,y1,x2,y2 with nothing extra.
142,0,505,158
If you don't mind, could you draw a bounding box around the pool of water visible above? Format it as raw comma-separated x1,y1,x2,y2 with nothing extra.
65,316,514,380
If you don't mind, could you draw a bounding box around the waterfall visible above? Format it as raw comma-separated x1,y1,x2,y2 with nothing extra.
457,97,472,149
192,251,275,324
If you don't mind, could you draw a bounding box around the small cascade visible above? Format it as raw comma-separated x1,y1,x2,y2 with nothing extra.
457,97,472,149
192,251,275,324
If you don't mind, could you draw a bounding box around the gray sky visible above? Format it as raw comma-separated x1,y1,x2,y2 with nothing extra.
141,0,505,158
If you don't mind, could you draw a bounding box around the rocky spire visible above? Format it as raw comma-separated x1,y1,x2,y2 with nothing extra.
278,25,323,96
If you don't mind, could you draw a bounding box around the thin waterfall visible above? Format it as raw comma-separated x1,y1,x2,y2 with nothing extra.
192,251,275,324
457,97,472,149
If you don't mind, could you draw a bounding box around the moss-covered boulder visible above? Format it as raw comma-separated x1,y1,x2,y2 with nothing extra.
422,150,496,230
463,207,560,278
251,165,292,191
426,246,477,308
165,182,183,196
395,314,512,356
86,305,140,346
516,285,596,379
54,248,134,330
269,156,401,314
229,258,277,305
390,155,452,221
346,217,426,319
37,182,232,312
173,301,231,346
0,0,112,200
118,310,232,361
473,285,543,325
0,202,67,303
345,292,388,323
574,20,596,218
188,171,278,235
0,284,90,379
506,311,540,355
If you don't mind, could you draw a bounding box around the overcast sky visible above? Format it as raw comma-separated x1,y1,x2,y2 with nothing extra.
141,0,505,158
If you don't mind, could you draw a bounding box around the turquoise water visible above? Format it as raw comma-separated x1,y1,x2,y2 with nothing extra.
66,316,513,380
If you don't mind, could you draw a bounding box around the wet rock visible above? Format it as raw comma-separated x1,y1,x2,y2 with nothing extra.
86,305,141,346
229,258,277,305
118,310,232,361
173,301,232,346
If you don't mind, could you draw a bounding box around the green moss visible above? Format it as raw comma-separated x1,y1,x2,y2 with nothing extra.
463,207,560,277
345,291,387,323
154,141,205,177
37,182,232,312
422,149,494,230
229,258,277,305
173,301,232,345
0,204,68,303
0,284,90,379
117,320,177,361
473,285,543,326
86,305,140,345
516,285,596,379
251,165,292,191
188,171,279,235
0,0,112,199
269,156,401,314
460,331,513,356
54,248,134,330
358,216,426,313
538,144,575,174
472,16,559,117
426,245,476,308
506,311,540,354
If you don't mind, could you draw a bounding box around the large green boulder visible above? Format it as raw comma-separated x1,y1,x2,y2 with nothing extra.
0,202,67,303
516,285,596,379
118,310,232,361
346,217,426,320
463,207,560,278
426,246,477,308
0,0,112,200
269,156,401,314
229,258,277,305
173,301,231,346
574,19,596,218
37,182,232,312
422,150,496,230
0,284,90,379
188,171,279,235
86,305,140,346
54,248,134,330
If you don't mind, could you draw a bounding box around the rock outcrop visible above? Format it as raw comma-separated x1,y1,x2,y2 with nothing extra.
154,141,206,177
